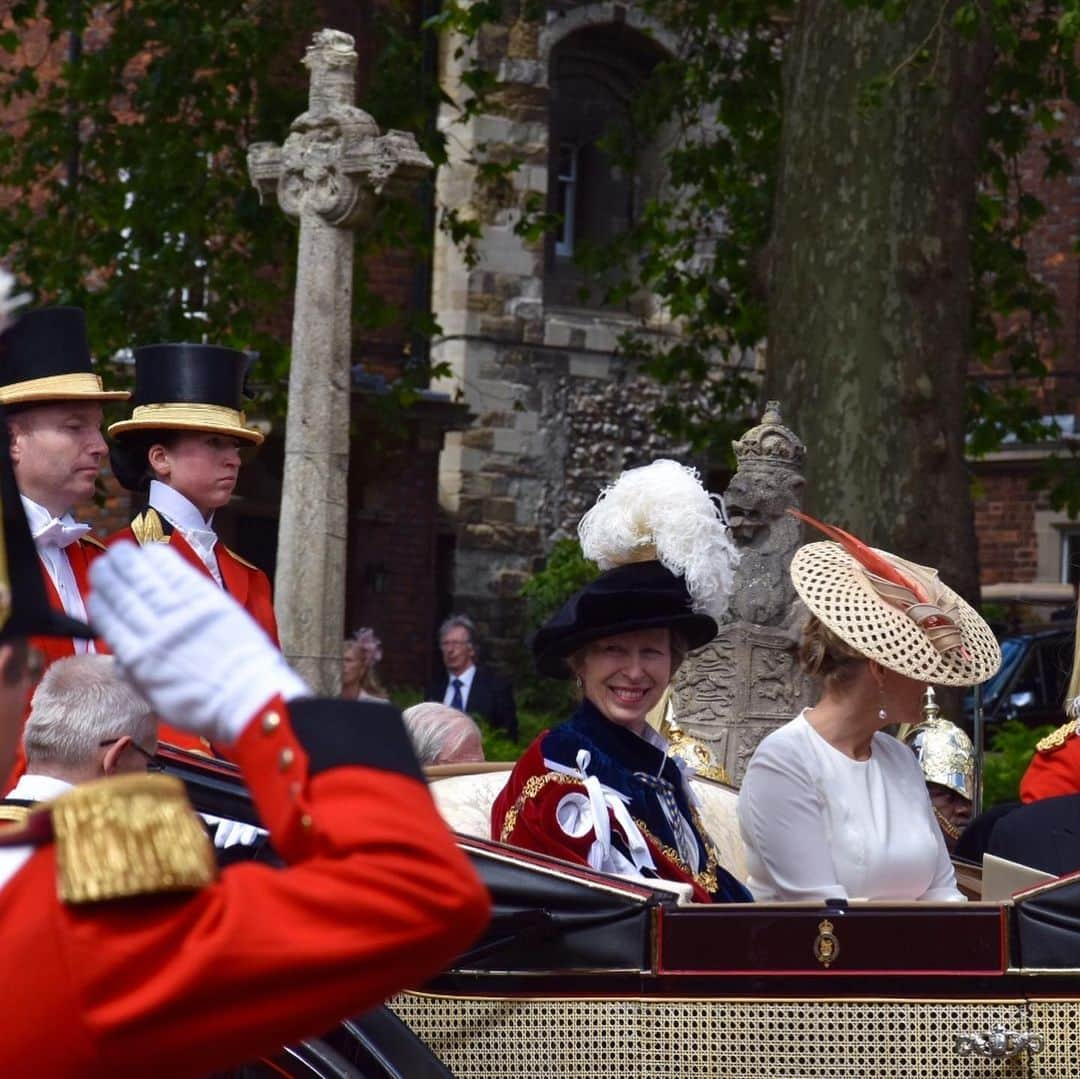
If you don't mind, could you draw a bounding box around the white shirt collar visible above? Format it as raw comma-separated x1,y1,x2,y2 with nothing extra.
149,481,215,533
449,664,476,691
20,495,84,536
5,774,74,802
638,722,700,802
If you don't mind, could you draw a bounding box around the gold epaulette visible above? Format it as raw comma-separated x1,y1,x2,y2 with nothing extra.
1035,719,1080,755
0,804,30,825
50,774,216,904
130,507,169,546
80,533,107,551
223,545,259,572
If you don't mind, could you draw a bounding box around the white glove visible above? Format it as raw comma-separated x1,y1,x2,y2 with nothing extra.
89,542,309,746
202,814,268,849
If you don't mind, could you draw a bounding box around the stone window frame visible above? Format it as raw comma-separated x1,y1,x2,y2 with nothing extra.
1060,529,1080,585
554,141,580,258
542,17,672,310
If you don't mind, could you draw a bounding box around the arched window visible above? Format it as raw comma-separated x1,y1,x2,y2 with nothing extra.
545,24,666,308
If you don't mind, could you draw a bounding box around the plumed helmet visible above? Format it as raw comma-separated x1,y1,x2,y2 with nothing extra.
904,717,975,801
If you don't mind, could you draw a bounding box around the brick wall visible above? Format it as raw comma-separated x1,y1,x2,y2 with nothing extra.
344,404,457,690
970,100,1080,583
972,468,1041,583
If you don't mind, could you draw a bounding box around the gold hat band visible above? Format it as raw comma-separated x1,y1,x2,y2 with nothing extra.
108,402,264,445
0,372,130,403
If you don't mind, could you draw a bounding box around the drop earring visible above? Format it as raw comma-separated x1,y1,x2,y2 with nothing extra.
877,694,888,724
575,676,583,690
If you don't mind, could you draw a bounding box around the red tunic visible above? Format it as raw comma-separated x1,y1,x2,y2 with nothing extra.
107,521,279,756
0,695,490,1076
4,537,111,791
31,534,110,667
1020,720,1080,803
107,521,279,646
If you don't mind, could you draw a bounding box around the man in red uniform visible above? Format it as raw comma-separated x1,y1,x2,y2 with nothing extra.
0,406,490,1073
106,341,278,645
1020,714,1080,802
1021,606,1080,803
0,306,128,668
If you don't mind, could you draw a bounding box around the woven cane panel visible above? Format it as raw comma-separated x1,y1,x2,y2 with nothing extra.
389,994,1036,1078
790,543,1001,686
1028,1001,1080,1078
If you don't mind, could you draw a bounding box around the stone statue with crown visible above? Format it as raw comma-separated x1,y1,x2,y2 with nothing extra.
668,402,815,786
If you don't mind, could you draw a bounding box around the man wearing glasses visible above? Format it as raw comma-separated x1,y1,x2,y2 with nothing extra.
1,654,156,823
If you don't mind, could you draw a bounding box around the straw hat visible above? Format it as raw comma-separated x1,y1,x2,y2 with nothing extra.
107,343,263,445
790,537,1001,686
0,307,129,405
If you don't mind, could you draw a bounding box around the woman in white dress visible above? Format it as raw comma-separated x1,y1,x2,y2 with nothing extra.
737,515,1001,902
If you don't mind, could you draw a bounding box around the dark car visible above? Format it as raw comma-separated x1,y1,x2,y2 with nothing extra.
963,627,1074,734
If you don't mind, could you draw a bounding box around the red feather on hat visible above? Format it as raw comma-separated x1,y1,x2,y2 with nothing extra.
787,509,958,643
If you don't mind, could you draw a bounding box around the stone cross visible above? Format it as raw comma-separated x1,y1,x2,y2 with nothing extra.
247,29,432,692
672,402,815,784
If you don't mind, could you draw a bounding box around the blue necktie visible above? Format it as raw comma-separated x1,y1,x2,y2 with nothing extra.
450,678,464,711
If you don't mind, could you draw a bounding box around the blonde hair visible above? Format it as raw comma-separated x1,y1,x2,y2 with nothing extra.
798,614,866,687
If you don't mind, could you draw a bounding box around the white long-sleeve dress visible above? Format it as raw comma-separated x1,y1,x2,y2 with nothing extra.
737,711,963,902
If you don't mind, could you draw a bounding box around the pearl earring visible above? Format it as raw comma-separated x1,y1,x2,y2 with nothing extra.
878,695,888,724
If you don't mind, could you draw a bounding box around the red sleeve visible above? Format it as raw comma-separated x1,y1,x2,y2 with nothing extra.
1020,738,1080,803
58,697,490,1074
246,565,279,646
492,745,600,869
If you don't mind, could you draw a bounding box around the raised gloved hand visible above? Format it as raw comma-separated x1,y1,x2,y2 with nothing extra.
89,542,309,746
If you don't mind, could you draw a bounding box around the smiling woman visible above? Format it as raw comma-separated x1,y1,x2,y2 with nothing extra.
491,461,750,903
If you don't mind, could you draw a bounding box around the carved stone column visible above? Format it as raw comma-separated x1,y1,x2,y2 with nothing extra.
672,402,815,785
247,30,431,692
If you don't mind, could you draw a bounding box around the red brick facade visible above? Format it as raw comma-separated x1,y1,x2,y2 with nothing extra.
972,469,1042,584
971,98,1080,592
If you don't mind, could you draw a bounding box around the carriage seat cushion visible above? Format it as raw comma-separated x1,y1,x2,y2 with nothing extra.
427,768,748,883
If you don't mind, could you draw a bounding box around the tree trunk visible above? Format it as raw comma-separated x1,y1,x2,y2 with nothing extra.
765,0,993,602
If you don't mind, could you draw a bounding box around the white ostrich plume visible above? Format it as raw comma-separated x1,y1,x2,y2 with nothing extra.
577,459,739,621
0,268,27,335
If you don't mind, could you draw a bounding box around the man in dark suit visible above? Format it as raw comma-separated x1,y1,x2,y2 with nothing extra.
426,614,517,740
986,794,1080,878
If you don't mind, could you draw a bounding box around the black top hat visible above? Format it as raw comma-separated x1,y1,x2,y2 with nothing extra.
531,560,718,678
0,306,129,406
107,343,263,445
0,403,93,640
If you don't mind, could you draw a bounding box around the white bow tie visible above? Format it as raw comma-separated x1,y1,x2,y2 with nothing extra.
33,518,91,549
183,527,218,560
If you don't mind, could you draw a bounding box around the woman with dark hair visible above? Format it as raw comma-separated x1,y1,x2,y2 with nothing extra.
492,461,750,903
737,516,1002,902
105,343,277,646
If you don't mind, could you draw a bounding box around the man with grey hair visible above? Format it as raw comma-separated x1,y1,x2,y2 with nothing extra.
4,653,265,850
2,654,156,817
403,702,485,767
425,613,517,739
